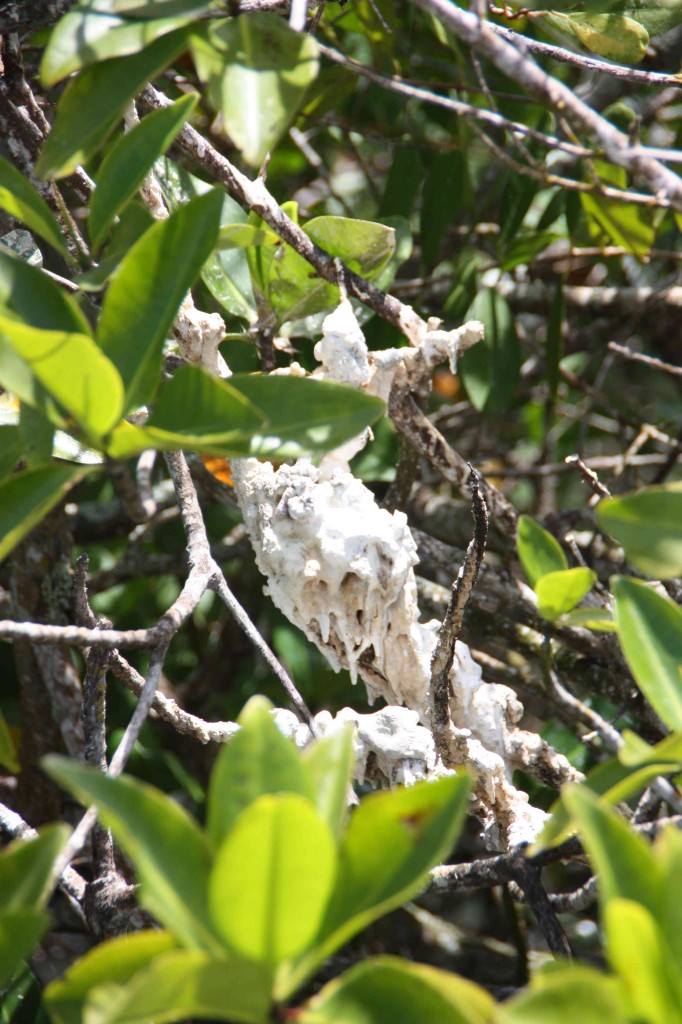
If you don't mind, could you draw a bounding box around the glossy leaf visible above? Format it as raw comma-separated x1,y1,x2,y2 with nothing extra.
500,963,628,1024
0,463,90,564
0,249,90,334
0,911,50,988
191,14,319,167
285,773,470,995
45,930,179,1024
566,13,649,63
51,947,271,1024
517,515,568,587
460,289,520,414
604,900,679,1024
42,1,210,84
206,696,313,850
0,156,69,258
596,484,682,579
43,756,221,952
558,606,616,631
619,728,682,768
209,794,337,965
535,567,596,621
89,94,198,251
37,30,190,179
302,725,356,839
299,956,495,1024
613,576,682,731
0,824,70,913
97,188,223,412
0,315,124,438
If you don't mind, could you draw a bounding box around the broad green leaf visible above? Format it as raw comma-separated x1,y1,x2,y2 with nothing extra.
306,218,396,279
656,828,682,963
619,729,682,768
97,188,223,413
460,289,520,414
597,484,682,579
218,223,280,249
0,911,50,988
380,145,422,220
47,935,270,1024
535,567,596,621
43,757,221,952
0,156,69,258
630,1,682,37
0,252,91,334
500,963,628,1024
604,900,680,1024
37,30,190,179
284,773,470,996
89,94,198,251
0,825,70,912
566,12,649,63
41,0,210,84
0,315,123,438
517,515,568,587
302,725,356,839
19,403,55,468
190,14,319,167
558,606,616,631
0,708,18,772
499,231,560,272
206,696,313,850
420,150,468,269
562,785,661,914
581,189,655,257
299,956,495,1024
209,794,337,965
45,931,178,1024
613,576,682,731
0,463,90,564
227,374,385,459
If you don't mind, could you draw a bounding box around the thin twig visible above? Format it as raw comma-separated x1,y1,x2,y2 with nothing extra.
608,341,682,379
564,454,612,499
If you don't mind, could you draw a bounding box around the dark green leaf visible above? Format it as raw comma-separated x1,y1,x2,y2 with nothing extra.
0,156,69,257
0,825,70,913
89,94,198,251
97,188,223,413
379,146,422,220
0,912,50,988
0,463,91,564
0,426,25,480
0,249,90,334
460,289,520,414
613,576,682,731
420,150,467,269
206,696,313,850
37,30,190,180
43,757,221,952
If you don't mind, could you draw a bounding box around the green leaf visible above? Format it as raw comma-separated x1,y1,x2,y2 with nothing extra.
619,729,682,768
379,145,422,220
45,931,178,1024
285,773,470,996
0,156,69,258
500,963,628,1024
499,231,560,272
535,567,596,621
517,515,568,587
206,696,313,850
37,30,190,180
41,0,210,85
227,374,385,459
89,94,198,251
43,757,221,952
97,188,223,413
302,725,356,839
613,576,682,731
629,0,682,37
604,900,680,1024
0,825,70,913
0,426,24,480
565,12,649,63
420,149,468,269
460,289,520,414
0,250,91,334
558,606,616,631
0,315,124,439
0,709,19,772
581,189,655,257
596,484,682,579
190,14,319,168
209,794,337,966
562,785,661,913
0,911,50,988
218,223,280,249
19,403,55,468
299,956,495,1024
0,463,90,564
